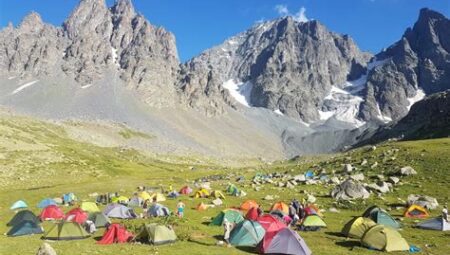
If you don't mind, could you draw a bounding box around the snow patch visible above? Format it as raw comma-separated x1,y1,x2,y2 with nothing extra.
274,109,283,115
111,47,119,67
81,84,93,89
318,110,334,121
8,76,16,80
375,102,392,123
222,79,253,107
407,89,425,110
12,80,39,94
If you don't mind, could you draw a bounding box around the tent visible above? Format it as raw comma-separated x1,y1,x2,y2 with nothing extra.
300,215,327,231
179,186,193,195
362,206,401,229
305,170,314,179
111,196,129,204
341,217,376,239
103,204,136,219
229,220,265,247
196,202,208,211
226,184,238,195
151,193,166,202
212,198,223,206
10,200,28,210
416,217,450,231
240,200,258,211
88,212,111,228
37,198,57,209
80,202,100,213
264,228,312,255
43,221,90,240
148,203,170,217
246,207,259,221
210,209,244,226
304,204,323,217
65,208,88,224
211,190,226,199
257,214,287,253
168,191,180,199
40,205,64,221
403,204,429,218
7,220,43,237
194,188,210,198
7,210,39,227
134,223,177,245
63,193,77,204
128,197,143,207
361,225,409,252
138,191,152,201
270,202,289,214
97,223,133,245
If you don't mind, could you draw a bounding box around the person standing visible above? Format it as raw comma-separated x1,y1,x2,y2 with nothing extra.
443,205,448,222
223,218,234,247
177,200,185,218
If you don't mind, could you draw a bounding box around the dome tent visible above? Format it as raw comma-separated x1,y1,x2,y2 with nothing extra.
7,220,43,237
10,200,28,210
403,204,429,218
88,212,111,228
416,217,450,231
361,225,409,252
7,210,39,227
341,216,376,239
362,206,401,229
229,220,265,247
210,209,244,226
264,228,312,255
43,221,90,241
134,223,177,245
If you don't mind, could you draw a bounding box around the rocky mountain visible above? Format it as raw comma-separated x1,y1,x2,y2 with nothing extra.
179,17,372,122
359,8,450,122
0,0,179,107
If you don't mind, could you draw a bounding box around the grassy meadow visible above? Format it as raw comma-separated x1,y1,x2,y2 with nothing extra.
0,114,449,255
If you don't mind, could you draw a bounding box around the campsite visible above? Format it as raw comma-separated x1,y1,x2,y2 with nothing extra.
0,115,449,255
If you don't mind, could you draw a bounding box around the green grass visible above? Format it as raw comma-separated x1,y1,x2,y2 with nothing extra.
118,126,153,140
0,115,449,255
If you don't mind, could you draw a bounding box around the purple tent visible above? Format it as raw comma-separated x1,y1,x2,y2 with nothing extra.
264,228,312,255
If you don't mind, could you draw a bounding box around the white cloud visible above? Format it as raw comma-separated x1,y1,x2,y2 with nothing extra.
275,5,289,16
274,5,309,23
293,7,308,22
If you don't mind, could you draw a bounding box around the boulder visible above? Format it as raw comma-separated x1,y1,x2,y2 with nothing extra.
286,182,295,189
400,166,417,176
330,179,370,200
344,164,353,173
307,194,316,203
367,181,390,193
36,243,57,255
329,177,340,184
388,176,400,184
370,162,378,169
407,194,439,209
294,174,306,182
361,159,368,166
350,173,365,181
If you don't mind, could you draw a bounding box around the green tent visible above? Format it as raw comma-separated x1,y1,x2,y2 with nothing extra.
7,210,39,227
361,225,409,252
134,223,177,245
7,220,43,237
210,209,244,226
43,221,90,240
341,217,376,239
229,220,265,247
88,212,111,228
301,215,327,228
226,184,239,195
362,206,401,229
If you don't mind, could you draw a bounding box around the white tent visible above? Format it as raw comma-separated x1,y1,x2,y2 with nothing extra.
416,217,450,231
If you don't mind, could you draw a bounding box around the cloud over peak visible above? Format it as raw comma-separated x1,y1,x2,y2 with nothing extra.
275,4,309,23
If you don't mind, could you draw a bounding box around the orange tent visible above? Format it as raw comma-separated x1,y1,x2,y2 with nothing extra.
270,202,289,214
196,202,208,211
403,204,429,218
240,200,259,211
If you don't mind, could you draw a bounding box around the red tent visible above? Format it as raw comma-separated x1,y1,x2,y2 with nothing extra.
257,214,286,253
97,224,133,245
65,208,88,224
40,205,64,221
179,186,192,195
246,207,259,221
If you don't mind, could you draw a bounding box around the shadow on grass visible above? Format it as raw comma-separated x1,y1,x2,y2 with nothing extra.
188,239,214,247
325,231,345,237
212,235,223,241
335,240,360,249
235,246,258,254
201,221,212,226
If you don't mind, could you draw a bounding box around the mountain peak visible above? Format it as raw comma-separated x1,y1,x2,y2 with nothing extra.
64,0,110,39
418,8,446,22
20,11,43,27
111,0,136,18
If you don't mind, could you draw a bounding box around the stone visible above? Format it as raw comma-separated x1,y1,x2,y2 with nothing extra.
330,178,370,200
264,195,274,201
361,159,368,166
400,166,417,176
370,162,378,169
344,164,353,173
293,174,306,182
388,176,400,184
329,177,340,184
350,173,365,181
36,243,57,255
307,194,317,203
407,194,439,209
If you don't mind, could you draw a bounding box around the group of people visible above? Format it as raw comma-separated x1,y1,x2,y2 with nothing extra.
288,198,307,226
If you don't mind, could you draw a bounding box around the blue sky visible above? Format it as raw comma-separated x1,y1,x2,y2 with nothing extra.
0,0,449,62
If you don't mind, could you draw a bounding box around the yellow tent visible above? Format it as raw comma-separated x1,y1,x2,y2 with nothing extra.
138,191,152,201
341,216,376,239
150,193,166,202
361,225,409,252
80,202,100,213
194,188,210,198
111,196,129,204
211,190,226,199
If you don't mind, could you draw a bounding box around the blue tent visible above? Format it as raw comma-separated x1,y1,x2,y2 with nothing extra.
168,191,180,198
63,193,76,203
305,171,314,179
103,204,136,219
37,198,57,208
10,200,28,210
7,220,43,237
148,203,170,217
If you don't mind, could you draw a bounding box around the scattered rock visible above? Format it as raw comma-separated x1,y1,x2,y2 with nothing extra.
307,194,316,203
293,174,306,182
264,195,274,201
350,173,365,181
36,243,57,255
328,207,340,213
361,159,368,166
330,178,370,200
407,194,439,209
400,166,417,176
344,164,353,173
370,162,378,169
388,176,400,184
329,177,340,184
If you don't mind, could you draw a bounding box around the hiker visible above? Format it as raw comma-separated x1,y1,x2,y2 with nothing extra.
257,205,263,217
292,198,300,213
443,205,448,222
85,220,96,234
177,200,185,218
142,199,150,218
223,218,234,247
298,203,305,221
289,202,300,225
